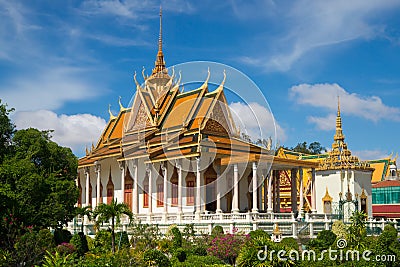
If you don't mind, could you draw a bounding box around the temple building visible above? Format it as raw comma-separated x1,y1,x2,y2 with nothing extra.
75,9,320,233
314,99,374,218
276,99,375,219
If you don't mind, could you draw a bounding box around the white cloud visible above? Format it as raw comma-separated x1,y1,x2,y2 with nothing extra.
307,114,336,131
13,110,106,156
80,0,195,19
229,101,286,144
352,150,390,161
289,83,400,130
0,67,102,112
240,0,400,72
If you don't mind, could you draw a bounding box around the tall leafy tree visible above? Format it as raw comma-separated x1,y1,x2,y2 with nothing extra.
75,206,92,233
0,99,15,162
93,199,133,253
0,101,78,250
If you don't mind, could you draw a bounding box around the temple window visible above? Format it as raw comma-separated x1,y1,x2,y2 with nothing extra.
124,168,133,210
186,174,195,205
106,171,114,204
143,184,149,208
171,169,178,206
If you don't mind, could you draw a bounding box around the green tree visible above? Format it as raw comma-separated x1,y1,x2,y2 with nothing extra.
0,99,15,162
92,199,133,253
347,210,367,250
0,128,78,231
75,206,92,233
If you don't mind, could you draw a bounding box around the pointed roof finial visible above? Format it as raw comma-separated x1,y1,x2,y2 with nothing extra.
337,95,341,117
159,6,162,52
152,6,166,75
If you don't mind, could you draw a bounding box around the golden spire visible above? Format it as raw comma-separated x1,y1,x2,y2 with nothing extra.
152,6,166,76
334,96,344,143
319,96,371,171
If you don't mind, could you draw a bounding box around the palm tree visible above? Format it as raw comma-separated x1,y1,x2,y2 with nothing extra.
92,199,133,253
75,206,92,233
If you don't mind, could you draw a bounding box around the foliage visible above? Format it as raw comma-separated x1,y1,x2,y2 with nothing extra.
76,248,141,266
0,99,15,162
182,223,196,242
93,229,112,252
236,233,298,267
75,206,92,233
0,124,78,251
172,254,226,267
188,234,211,256
249,229,269,239
38,250,75,267
331,220,347,239
130,223,161,251
281,237,299,250
287,141,326,155
347,210,367,250
116,231,130,249
54,228,72,245
207,232,249,265
174,247,187,262
307,230,337,251
55,242,76,255
13,228,56,266
171,227,183,249
70,232,89,257
93,199,133,253
211,225,225,237
143,248,170,267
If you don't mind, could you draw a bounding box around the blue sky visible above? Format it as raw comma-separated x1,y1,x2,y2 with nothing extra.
1,0,400,160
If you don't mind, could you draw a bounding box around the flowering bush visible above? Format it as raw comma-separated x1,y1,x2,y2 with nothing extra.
207,230,249,265
56,242,75,255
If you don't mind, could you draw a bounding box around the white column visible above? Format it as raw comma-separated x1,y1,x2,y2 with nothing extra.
311,168,316,213
147,164,153,216
196,158,202,216
132,161,138,214
232,163,239,213
162,163,168,216
267,170,273,213
298,167,304,218
85,167,90,207
119,161,125,204
84,167,90,234
216,163,222,213
95,164,101,207
252,162,258,213
177,161,183,215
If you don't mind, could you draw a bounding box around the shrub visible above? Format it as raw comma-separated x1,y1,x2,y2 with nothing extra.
115,231,130,249
56,242,75,255
182,223,196,242
143,249,170,267
331,220,347,239
207,233,249,265
53,228,72,245
40,250,75,267
70,232,89,256
93,229,112,252
130,223,160,250
248,229,269,239
308,230,336,251
211,225,224,237
280,237,299,250
174,247,187,262
174,255,224,267
14,229,56,266
171,227,183,249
